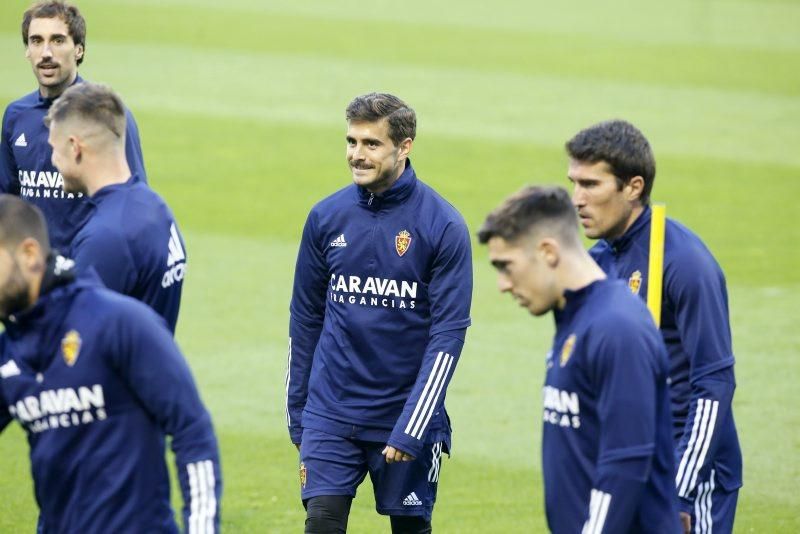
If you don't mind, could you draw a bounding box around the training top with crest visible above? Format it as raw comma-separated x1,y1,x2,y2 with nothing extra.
286,160,473,459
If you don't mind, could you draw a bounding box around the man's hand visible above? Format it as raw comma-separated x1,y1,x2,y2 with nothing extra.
680,512,691,534
382,445,414,464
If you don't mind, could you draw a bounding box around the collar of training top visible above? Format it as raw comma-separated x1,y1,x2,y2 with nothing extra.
2,253,76,335
37,75,84,106
89,174,142,203
606,204,652,254
553,278,607,326
356,159,417,209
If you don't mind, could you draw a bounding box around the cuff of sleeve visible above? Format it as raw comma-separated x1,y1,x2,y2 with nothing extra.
289,427,303,444
387,430,424,459
679,496,694,515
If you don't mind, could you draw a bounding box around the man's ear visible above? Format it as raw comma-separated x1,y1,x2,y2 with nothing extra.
68,134,83,163
397,137,413,160
626,176,645,203
538,237,560,268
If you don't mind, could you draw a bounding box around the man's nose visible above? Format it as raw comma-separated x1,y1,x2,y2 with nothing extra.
497,275,512,293
571,186,585,207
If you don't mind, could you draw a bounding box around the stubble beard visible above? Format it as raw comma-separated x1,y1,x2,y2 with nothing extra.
0,263,31,321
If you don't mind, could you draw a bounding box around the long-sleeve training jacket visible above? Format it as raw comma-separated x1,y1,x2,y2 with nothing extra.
286,161,473,458
0,260,220,533
590,206,742,507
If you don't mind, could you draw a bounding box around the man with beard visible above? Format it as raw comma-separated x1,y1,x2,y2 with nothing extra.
46,82,185,333
0,1,146,253
286,93,473,533
0,195,220,533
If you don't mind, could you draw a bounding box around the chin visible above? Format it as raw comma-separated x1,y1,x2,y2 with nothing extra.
351,173,374,186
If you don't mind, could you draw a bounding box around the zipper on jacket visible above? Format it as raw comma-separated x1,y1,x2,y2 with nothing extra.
368,193,375,206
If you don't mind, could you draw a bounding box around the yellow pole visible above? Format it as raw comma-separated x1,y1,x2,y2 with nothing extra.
647,204,666,327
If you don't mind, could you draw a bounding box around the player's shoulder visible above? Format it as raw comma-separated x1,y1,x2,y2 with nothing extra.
74,278,166,327
664,218,722,275
2,90,42,125
124,179,170,209
311,183,355,211
585,280,654,334
588,239,611,260
581,282,664,364
413,177,467,226
103,179,173,226
307,183,358,228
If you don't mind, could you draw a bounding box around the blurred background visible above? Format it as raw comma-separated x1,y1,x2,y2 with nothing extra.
1,0,798,531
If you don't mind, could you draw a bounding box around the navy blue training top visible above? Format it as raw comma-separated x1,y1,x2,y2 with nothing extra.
0,269,220,533
543,279,679,533
590,207,742,500
286,161,473,458
71,175,186,333
0,76,147,252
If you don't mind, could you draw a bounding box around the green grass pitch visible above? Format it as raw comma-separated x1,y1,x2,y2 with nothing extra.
1,0,798,531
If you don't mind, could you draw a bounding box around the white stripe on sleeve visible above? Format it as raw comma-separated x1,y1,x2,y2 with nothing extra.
205,460,217,533
677,399,719,497
675,400,706,489
405,352,455,440
284,337,292,426
187,460,218,534
187,462,201,534
582,489,611,534
412,355,454,439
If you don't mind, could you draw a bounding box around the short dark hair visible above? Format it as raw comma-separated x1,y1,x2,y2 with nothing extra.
566,119,656,205
0,195,50,252
346,93,416,145
478,186,581,247
45,82,126,140
22,1,86,66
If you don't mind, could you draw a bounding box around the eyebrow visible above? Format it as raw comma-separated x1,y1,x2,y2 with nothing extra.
346,135,382,145
567,175,601,183
29,32,69,41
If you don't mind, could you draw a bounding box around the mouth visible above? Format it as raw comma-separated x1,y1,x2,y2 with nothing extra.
38,63,59,73
351,165,374,173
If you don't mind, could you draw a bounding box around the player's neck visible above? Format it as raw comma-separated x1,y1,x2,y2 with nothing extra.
608,203,645,240
86,158,133,196
555,249,607,309
39,71,78,100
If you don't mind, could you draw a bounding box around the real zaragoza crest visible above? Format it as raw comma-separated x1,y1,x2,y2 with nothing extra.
628,270,643,295
395,230,412,257
560,334,577,367
61,330,82,367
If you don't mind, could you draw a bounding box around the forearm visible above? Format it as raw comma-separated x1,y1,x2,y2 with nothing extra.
286,316,322,443
387,330,465,457
675,369,735,498
583,472,647,533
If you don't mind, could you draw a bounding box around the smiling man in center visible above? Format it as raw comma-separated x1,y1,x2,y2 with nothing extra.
285,93,473,533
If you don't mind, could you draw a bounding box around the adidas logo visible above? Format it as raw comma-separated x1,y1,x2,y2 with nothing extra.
0,360,21,379
330,234,347,248
14,133,27,147
162,222,187,289
167,223,185,266
54,255,75,276
402,492,422,506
